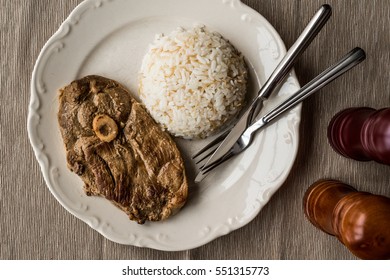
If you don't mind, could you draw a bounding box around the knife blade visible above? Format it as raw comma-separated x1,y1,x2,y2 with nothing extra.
195,4,332,181
195,47,366,183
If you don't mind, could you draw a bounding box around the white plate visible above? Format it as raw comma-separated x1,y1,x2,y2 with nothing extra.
28,0,301,251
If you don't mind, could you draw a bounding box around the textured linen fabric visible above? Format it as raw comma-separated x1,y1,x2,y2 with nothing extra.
1,0,389,259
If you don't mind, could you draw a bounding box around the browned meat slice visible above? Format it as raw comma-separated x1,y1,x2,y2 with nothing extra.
57,75,188,224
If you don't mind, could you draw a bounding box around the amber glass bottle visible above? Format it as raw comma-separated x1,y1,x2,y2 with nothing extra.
304,179,390,260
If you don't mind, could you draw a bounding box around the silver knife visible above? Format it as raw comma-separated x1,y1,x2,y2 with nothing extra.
196,4,332,180
195,47,366,182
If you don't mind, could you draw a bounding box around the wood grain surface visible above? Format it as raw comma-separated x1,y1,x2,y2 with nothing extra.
1,0,389,260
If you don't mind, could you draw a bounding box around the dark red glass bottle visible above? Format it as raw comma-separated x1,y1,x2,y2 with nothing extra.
328,107,390,165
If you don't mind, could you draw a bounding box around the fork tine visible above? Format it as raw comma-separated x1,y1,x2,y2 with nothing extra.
195,148,217,165
192,129,230,159
202,150,234,173
194,149,234,182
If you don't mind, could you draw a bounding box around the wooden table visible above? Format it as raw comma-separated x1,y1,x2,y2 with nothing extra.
1,0,389,260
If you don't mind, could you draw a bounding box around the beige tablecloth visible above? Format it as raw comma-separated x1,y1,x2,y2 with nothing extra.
1,0,389,260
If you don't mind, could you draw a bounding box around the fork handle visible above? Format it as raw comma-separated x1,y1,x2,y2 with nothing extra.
248,47,366,134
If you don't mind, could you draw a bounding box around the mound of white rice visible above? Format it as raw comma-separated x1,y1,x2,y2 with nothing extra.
139,26,248,139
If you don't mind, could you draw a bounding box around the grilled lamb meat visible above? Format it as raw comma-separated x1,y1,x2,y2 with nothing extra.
57,75,188,224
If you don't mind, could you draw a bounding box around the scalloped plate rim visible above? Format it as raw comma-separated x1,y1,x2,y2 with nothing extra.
27,0,302,251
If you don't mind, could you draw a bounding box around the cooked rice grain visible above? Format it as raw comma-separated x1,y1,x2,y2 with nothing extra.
139,26,248,139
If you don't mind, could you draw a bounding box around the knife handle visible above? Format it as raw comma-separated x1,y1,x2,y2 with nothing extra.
243,47,366,139
261,47,366,126
249,4,332,123
256,4,332,101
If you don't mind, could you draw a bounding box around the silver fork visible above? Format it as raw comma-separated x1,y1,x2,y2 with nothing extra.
192,4,332,164
194,47,366,182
